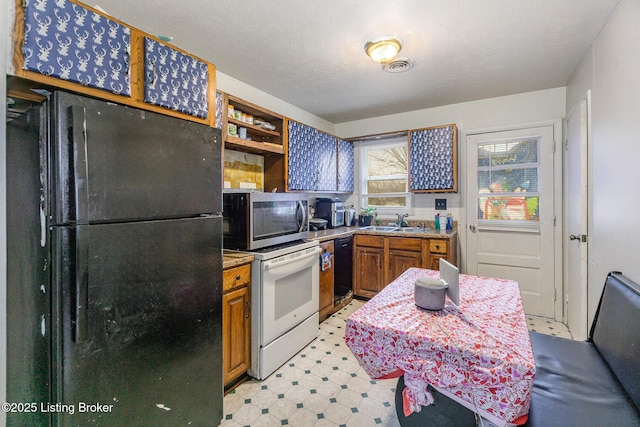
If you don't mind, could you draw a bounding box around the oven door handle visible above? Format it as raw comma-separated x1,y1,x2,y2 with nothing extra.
296,201,307,232
263,247,321,270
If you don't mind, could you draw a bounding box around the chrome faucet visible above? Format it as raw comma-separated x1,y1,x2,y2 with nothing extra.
396,213,409,227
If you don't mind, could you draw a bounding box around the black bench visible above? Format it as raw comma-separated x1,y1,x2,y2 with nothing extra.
396,272,640,426
525,271,640,426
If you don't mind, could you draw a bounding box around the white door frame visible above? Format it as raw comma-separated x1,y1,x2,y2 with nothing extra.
564,92,592,339
459,119,564,321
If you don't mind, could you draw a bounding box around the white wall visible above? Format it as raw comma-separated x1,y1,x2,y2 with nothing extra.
336,88,566,271
566,0,640,325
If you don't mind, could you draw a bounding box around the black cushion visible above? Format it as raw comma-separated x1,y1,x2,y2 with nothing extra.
525,331,640,427
591,272,640,409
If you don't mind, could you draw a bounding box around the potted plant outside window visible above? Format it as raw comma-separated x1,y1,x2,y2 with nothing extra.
359,207,377,227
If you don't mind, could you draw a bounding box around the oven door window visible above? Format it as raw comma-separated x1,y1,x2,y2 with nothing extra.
261,248,319,345
252,201,307,241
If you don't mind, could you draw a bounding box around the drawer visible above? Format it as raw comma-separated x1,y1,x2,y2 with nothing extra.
223,264,251,292
388,237,421,252
355,234,384,248
429,239,448,254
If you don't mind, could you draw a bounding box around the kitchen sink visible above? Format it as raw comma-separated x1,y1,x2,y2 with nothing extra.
395,227,432,233
358,226,399,231
359,226,433,233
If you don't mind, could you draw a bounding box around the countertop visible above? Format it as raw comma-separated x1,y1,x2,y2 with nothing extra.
222,251,254,269
222,225,457,266
310,225,457,243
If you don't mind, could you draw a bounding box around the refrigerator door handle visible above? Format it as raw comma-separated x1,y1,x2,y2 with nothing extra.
73,227,90,343
70,106,90,224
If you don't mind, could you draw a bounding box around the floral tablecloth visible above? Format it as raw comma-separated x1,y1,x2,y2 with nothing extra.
345,268,535,425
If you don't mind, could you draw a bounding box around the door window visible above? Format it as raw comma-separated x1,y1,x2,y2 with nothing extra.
476,139,540,225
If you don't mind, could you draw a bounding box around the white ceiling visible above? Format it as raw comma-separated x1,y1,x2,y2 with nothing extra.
94,0,619,124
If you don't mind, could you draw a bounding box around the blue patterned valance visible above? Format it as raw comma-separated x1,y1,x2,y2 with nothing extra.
287,121,338,191
287,121,317,190
144,37,209,119
215,91,223,129
409,124,458,192
23,0,131,96
337,138,354,192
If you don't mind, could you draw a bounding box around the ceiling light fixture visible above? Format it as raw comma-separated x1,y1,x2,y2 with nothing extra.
364,36,403,64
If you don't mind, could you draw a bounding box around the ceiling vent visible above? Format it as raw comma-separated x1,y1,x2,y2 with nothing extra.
383,57,415,73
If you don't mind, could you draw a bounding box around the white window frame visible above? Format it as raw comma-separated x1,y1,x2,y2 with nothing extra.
359,137,413,216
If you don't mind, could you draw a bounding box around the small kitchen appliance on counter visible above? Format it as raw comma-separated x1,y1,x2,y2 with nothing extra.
315,198,345,228
344,207,357,226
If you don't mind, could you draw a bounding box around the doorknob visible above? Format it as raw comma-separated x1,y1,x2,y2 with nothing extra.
569,234,587,242
469,224,477,233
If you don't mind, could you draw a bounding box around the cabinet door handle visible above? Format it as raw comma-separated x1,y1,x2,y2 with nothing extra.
245,300,250,319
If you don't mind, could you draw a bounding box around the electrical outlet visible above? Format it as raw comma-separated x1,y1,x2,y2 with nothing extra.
435,199,447,210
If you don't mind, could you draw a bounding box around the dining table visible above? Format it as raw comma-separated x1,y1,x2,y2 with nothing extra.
344,267,535,426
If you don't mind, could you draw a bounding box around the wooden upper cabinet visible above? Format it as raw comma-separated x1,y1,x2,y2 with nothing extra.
21,0,131,96
12,0,216,125
142,37,209,119
409,124,458,192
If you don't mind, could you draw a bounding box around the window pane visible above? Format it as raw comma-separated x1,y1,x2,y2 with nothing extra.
368,196,407,207
477,168,539,193
367,147,407,176
478,140,538,167
477,196,539,221
367,179,406,194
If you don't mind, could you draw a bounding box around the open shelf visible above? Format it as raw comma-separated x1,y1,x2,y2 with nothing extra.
225,136,284,155
221,93,286,192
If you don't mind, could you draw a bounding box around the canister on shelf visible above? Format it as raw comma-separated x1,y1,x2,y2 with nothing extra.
238,127,247,139
234,110,242,121
227,123,237,137
227,104,234,118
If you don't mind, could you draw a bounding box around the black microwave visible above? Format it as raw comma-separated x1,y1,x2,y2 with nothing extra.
222,192,309,250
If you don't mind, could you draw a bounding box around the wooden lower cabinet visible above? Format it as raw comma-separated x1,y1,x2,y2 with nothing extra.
354,233,458,298
319,240,335,322
222,264,251,387
353,235,385,299
424,237,457,271
388,237,422,283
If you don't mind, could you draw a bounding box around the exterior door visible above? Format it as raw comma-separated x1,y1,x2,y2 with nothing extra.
565,96,590,340
466,126,557,317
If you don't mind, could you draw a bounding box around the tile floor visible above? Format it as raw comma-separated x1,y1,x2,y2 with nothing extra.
221,300,571,427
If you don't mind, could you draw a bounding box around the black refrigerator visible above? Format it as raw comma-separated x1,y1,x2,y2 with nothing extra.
7,91,223,426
